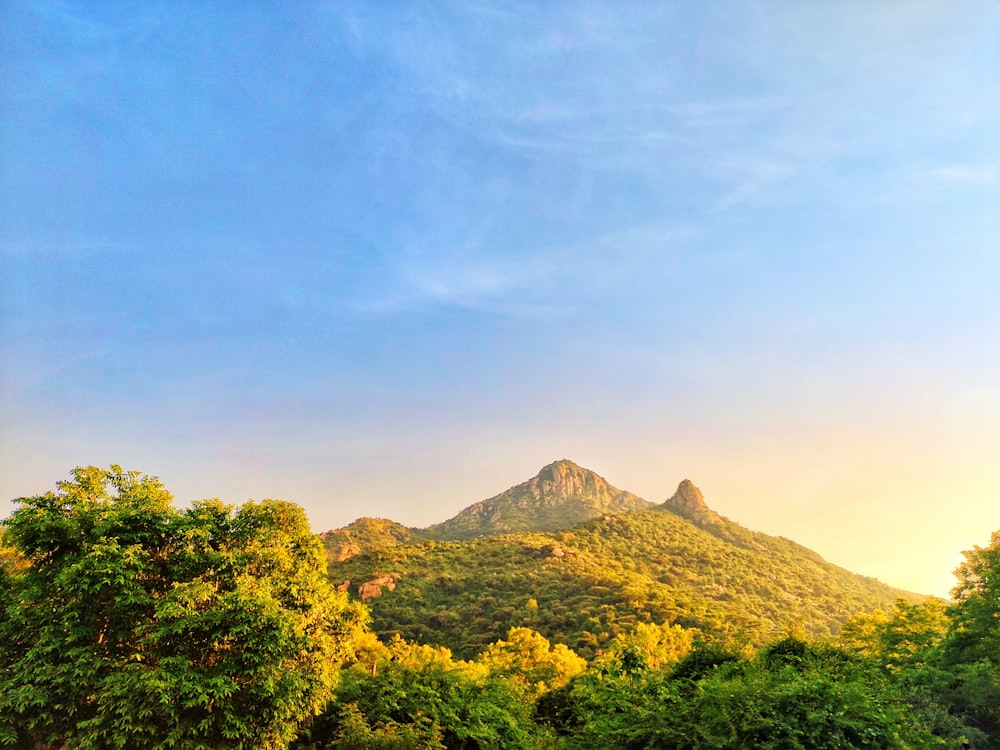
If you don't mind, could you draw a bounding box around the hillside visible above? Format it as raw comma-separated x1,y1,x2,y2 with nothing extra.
320,517,422,563
423,459,653,539
326,462,921,660
320,459,651,561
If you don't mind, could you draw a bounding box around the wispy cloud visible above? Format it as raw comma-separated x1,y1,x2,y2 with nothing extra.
919,164,998,186
705,155,799,214
363,220,696,320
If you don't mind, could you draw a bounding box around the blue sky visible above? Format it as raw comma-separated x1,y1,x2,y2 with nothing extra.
2,1,998,597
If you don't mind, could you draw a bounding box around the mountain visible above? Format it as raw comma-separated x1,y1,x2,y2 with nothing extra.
325,462,922,660
320,460,647,563
423,459,653,539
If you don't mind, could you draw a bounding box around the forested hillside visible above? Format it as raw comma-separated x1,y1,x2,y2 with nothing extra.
326,462,918,659
322,517,422,562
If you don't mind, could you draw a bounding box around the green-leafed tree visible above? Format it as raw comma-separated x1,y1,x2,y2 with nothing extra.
839,598,950,673
476,627,586,697
605,621,696,671
939,530,1000,747
945,531,1000,667
838,599,978,746
0,466,367,750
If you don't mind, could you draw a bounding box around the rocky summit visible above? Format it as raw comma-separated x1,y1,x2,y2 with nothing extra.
422,459,653,539
661,478,724,527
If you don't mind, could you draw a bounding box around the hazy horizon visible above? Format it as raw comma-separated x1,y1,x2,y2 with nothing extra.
2,1,998,600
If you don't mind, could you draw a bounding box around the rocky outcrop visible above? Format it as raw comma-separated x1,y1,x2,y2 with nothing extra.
423,460,653,539
526,459,623,504
357,574,400,602
661,479,723,527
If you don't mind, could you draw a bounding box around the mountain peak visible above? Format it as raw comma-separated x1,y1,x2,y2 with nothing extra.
662,479,723,526
424,460,653,539
531,459,613,498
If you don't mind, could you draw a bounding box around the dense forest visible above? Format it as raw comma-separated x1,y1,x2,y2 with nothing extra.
2,465,998,748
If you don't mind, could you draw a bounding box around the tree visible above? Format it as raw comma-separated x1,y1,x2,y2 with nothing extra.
839,600,978,746
939,530,1000,747
680,640,936,750
606,621,695,672
946,530,1000,666
839,598,950,673
476,627,586,697
0,465,367,750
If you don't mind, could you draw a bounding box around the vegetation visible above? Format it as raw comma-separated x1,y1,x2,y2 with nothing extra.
835,536,1000,749
3,464,999,748
320,517,423,564
0,466,367,750
295,633,559,750
330,508,918,659
940,531,1000,743
538,637,943,749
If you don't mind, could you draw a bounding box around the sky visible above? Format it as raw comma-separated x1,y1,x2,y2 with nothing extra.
1,1,998,598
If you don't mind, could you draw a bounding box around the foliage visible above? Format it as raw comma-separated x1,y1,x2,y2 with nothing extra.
838,582,995,747
945,530,1000,667
297,635,555,750
0,466,367,750
938,530,1000,747
319,518,423,564
476,627,586,697
541,638,952,749
835,533,1000,748
604,621,696,671
306,702,443,750
839,598,950,673
330,508,919,659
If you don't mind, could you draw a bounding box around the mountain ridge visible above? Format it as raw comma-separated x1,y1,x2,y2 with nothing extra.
423,459,654,540
321,460,923,659
320,459,655,561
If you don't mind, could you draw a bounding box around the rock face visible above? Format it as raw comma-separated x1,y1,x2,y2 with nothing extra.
424,459,653,540
661,479,723,527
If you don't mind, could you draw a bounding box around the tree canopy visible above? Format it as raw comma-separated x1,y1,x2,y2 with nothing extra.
939,530,1000,746
0,465,367,750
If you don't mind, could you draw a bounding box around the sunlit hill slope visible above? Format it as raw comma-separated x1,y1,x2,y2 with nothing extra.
321,460,920,659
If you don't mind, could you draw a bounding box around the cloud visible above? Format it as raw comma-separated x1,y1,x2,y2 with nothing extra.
920,164,998,186
705,155,799,214
361,220,696,320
